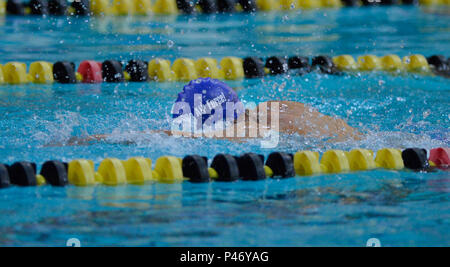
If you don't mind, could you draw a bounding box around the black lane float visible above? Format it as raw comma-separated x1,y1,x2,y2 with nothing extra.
125,60,149,82
53,61,77,84
40,160,68,187
182,151,296,183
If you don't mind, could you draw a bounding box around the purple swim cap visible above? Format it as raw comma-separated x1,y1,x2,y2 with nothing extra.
172,78,243,125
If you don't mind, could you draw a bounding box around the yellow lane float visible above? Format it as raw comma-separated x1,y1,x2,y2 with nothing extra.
375,148,404,170
381,55,403,71
333,55,358,71
29,61,54,84
403,54,430,73
148,58,174,82
220,57,244,80
3,62,28,84
172,58,198,81
357,55,381,71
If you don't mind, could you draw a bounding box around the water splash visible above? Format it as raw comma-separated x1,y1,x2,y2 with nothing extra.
31,111,85,146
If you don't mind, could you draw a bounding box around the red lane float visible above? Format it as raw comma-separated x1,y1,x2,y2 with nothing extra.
77,61,103,83
429,148,450,167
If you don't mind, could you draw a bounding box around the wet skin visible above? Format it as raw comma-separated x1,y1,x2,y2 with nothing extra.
66,101,361,146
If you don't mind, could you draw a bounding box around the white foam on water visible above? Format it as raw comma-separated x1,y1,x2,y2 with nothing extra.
31,109,447,159
332,131,447,152
31,111,85,146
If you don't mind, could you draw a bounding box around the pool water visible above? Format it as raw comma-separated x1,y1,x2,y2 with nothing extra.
0,6,449,246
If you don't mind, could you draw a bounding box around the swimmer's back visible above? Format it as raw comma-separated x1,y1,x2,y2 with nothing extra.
259,101,360,140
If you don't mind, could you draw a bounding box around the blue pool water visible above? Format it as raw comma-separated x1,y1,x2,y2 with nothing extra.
0,6,449,246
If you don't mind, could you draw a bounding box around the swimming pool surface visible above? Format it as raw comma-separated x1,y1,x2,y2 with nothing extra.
0,6,449,246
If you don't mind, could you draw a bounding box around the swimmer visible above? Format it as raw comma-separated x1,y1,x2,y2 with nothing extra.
66,78,361,146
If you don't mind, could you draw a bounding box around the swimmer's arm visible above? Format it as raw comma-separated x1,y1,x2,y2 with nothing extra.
59,126,251,146
163,129,249,142
54,129,229,147
58,134,114,146
48,132,149,147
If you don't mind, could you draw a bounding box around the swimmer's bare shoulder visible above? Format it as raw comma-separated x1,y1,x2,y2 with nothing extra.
258,100,361,140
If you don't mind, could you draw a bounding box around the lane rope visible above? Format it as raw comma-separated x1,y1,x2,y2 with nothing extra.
1,0,449,17
0,147,448,188
0,54,448,85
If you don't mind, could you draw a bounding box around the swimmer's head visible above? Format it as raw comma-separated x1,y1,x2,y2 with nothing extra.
172,78,244,126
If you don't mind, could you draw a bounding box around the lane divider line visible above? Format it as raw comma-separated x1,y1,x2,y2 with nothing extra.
0,54,448,85
0,147,447,188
